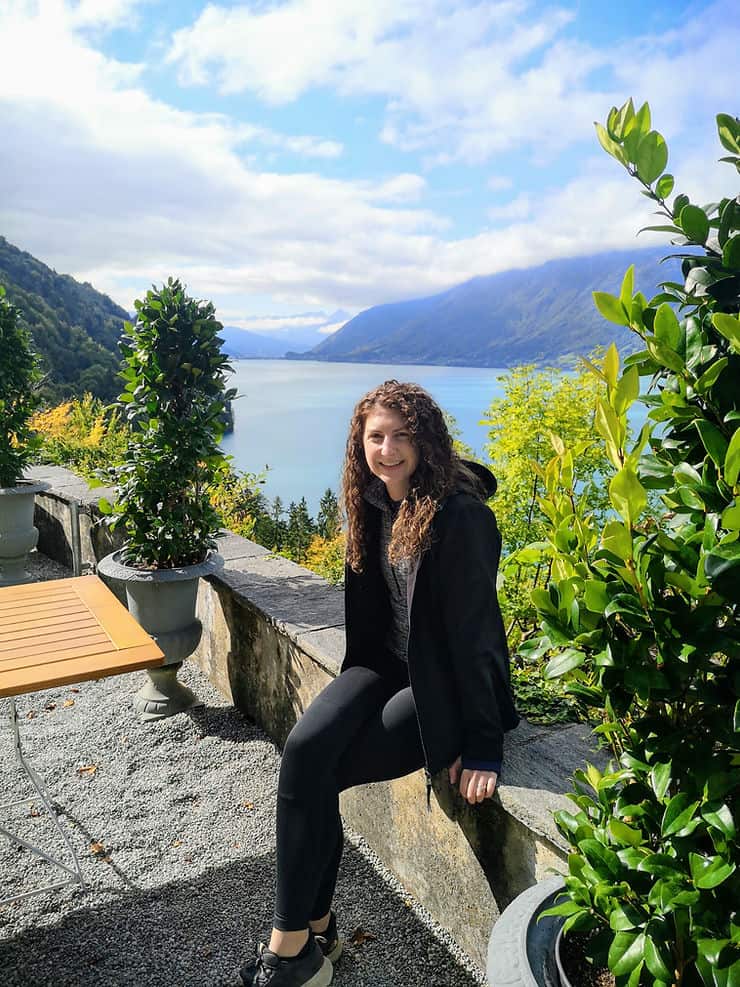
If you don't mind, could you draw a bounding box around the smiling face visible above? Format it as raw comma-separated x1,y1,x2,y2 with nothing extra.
362,404,420,501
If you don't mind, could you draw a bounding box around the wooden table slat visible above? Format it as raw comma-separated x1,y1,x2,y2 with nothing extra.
0,644,165,698
0,575,164,698
0,612,99,641
0,600,89,624
0,627,111,661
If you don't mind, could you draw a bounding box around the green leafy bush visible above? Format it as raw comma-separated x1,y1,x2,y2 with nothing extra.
32,394,128,478
0,285,41,488
100,278,235,568
483,361,609,648
535,103,739,985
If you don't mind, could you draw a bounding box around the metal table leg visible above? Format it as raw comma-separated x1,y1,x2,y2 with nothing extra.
0,697,85,905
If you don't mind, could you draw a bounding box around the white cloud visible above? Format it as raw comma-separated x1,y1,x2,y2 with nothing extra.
488,193,531,222
1,0,737,325
487,175,513,191
166,0,740,167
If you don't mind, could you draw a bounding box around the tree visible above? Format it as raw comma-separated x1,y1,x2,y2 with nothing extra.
317,488,340,540
536,103,739,986
285,498,316,563
0,285,41,488
482,361,609,644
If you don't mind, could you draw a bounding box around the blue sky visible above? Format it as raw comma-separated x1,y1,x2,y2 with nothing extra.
1,0,737,334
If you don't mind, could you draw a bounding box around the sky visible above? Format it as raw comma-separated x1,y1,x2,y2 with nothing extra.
1,0,738,333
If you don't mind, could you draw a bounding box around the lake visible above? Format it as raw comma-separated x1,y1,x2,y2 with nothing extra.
220,360,508,513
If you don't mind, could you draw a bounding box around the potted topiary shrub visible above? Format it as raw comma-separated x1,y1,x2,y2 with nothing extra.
97,278,235,720
489,103,739,986
0,285,48,586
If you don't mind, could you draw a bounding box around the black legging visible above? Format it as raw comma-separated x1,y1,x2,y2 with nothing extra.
273,663,425,931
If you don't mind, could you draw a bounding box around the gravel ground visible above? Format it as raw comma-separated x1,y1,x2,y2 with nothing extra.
0,555,487,987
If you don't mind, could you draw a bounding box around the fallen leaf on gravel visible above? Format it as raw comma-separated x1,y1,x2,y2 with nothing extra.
69,688,80,694
171,840,183,847
77,764,98,776
28,806,41,818
63,699,75,708
44,702,56,712
242,801,255,811
25,711,36,720
90,841,111,862
349,928,376,947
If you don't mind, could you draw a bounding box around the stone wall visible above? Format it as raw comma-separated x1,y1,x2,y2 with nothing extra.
28,465,597,970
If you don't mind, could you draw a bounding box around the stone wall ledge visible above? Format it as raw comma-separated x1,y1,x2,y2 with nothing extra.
26,465,600,971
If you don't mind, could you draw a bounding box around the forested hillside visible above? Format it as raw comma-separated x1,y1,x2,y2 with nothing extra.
0,236,126,401
305,246,685,366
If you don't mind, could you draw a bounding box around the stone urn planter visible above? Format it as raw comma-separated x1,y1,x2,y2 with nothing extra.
0,479,50,586
487,877,566,986
97,549,222,721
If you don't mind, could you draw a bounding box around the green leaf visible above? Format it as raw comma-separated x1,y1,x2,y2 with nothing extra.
646,337,686,373
577,837,621,876
545,648,586,679
725,428,740,486
609,931,647,976
97,497,113,515
654,303,682,350
690,853,737,889
584,580,609,613
594,292,629,326
602,520,633,560
696,420,729,469
650,761,672,801
638,854,682,878
609,818,642,847
655,174,674,199
610,467,647,525
662,794,700,837
705,541,740,602
722,502,740,530
713,313,740,352
620,265,635,308
717,113,740,154
636,131,668,184
645,936,673,981
695,358,728,394
614,366,640,415
702,802,736,839
596,122,627,164
724,235,740,270
679,204,710,243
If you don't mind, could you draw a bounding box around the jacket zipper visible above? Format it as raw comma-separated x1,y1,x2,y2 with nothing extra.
406,596,433,813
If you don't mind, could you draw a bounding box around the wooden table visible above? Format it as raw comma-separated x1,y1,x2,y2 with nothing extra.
0,575,164,904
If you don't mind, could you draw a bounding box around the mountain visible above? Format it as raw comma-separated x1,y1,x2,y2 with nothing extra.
220,326,292,358
0,235,126,401
301,247,683,366
222,310,351,358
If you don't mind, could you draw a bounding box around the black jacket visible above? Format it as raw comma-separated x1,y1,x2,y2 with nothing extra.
341,465,519,776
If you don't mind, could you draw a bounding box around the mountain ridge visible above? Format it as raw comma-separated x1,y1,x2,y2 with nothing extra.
297,246,682,366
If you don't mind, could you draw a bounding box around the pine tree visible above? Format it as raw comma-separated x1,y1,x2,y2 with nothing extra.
316,488,340,540
286,497,315,563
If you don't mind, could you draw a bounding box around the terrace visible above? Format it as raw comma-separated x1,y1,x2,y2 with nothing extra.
0,466,595,985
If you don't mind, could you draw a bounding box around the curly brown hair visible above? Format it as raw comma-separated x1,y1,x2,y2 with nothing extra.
342,380,483,572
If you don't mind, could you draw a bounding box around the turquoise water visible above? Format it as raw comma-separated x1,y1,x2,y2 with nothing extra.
220,360,507,513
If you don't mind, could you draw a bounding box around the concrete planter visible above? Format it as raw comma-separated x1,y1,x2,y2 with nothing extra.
97,549,222,721
487,876,565,986
0,480,50,586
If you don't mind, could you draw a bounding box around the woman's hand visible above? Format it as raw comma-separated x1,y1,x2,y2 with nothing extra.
448,756,497,805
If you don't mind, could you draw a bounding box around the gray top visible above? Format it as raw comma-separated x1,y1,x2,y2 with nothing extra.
364,478,417,661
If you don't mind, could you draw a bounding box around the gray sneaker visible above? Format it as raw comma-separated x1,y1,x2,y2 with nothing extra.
240,935,333,987
314,912,342,964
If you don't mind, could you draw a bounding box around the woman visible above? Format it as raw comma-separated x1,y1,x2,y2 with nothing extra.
241,380,519,987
